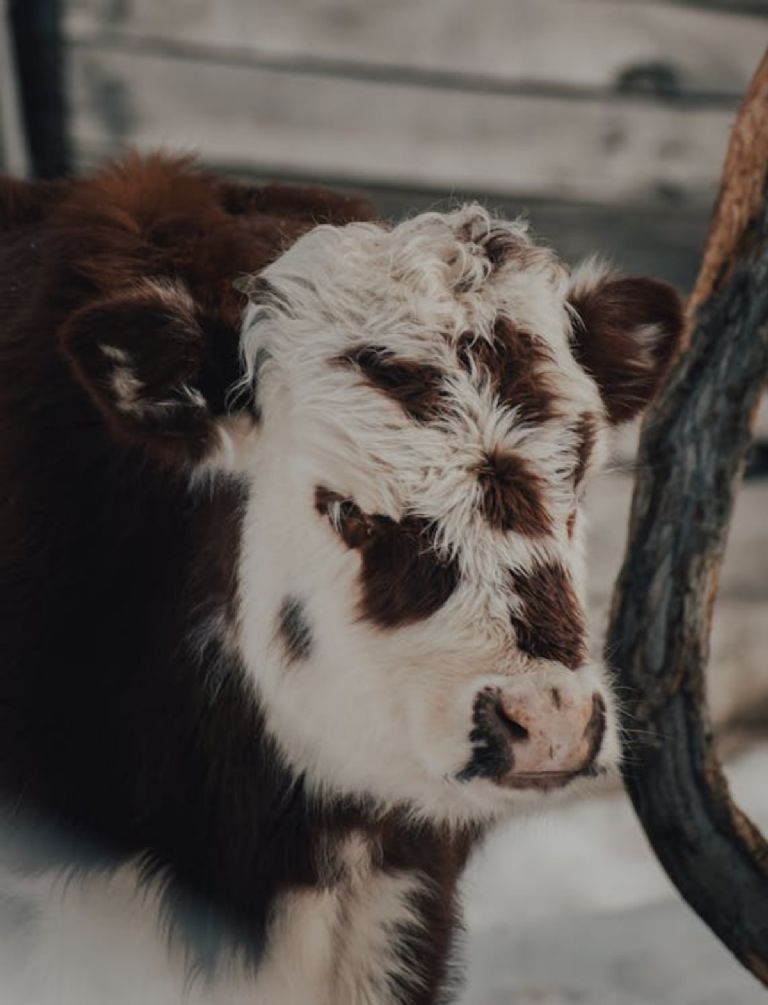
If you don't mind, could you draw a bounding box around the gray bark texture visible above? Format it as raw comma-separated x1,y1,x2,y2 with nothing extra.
606,50,768,985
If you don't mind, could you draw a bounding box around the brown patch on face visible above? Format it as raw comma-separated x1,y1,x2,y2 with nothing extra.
457,319,557,425
316,487,459,627
476,451,551,536
572,412,597,490
566,510,577,539
334,345,448,423
360,513,461,628
509,561,587,670
277,596,313,663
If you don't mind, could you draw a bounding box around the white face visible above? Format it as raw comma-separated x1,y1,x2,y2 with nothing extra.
228,206,665,827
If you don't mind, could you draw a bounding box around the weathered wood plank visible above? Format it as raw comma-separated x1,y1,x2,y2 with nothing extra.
65,0,766,99
67,47,734,208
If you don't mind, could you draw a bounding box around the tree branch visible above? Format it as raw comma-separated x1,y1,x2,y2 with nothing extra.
606,50,768,984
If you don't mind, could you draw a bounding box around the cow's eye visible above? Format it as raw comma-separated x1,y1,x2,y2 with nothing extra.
315,487,375,549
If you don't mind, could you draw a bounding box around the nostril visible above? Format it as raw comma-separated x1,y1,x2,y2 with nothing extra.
493,697,529,743
458,688,521,783
504,717,529,743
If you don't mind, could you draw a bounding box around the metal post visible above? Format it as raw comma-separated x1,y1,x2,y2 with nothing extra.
8,0,70,178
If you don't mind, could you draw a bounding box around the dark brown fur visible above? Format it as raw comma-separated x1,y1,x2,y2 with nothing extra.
316,487,460,628
457,319,558,425
364,815,479,1005
359,512,460,628
60,283,219,464
277,597,314,663
336,345,449,423
476,451,551,536
569,275,684,424
0,176,64,230
509,562,587,670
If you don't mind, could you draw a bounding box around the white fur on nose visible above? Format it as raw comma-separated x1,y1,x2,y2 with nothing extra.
497,666,605,781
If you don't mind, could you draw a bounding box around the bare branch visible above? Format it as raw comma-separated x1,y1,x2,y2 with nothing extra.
607,50,768,984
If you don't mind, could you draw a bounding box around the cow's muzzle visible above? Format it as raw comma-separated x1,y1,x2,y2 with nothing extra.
458,669,608,790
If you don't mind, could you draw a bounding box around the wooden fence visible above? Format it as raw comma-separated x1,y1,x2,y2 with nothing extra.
4,0,767,283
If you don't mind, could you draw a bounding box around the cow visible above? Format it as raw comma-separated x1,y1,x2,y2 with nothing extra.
0,154,683,1004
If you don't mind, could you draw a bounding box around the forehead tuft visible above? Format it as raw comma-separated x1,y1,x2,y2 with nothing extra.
244,204,605,531
253,204,567,347
250,206,580,403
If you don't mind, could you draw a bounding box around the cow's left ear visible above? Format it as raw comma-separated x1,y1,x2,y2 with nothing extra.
59,280,246,465
567,264,685,424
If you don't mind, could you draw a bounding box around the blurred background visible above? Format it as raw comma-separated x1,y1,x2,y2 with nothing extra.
1,2,767,1003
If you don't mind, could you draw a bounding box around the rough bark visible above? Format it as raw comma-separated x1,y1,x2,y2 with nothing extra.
606,51,768,984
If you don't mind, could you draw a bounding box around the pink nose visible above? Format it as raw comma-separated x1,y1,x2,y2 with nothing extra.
459,676,606,790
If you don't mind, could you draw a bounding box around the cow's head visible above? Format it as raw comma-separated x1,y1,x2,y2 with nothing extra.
61,206,683,826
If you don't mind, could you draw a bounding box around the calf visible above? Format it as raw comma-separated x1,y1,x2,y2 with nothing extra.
0,155,682,1004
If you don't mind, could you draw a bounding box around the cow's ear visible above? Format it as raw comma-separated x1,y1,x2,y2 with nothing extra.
60,280,245,465
567,263,684,424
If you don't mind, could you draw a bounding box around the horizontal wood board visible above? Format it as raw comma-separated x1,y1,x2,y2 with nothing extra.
66,46,736,207
65,0,766,100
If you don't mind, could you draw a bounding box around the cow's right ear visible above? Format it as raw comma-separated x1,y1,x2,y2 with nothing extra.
567,263,684,425
59,280,246,466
